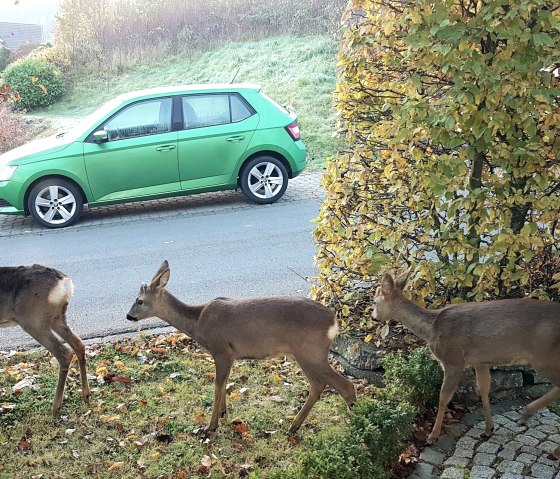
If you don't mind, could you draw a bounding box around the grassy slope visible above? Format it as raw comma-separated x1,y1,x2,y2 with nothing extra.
38,35,339,170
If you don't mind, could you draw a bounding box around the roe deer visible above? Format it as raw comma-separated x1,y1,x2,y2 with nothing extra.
373,270,560,459
0,264,90,412
126,261,356,433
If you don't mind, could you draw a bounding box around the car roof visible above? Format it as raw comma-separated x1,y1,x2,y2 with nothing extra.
116,83,262,102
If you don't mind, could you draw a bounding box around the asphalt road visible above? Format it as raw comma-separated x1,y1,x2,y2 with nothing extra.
0,173,322,349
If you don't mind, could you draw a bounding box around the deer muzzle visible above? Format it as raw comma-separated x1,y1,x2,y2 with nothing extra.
126,314,138,321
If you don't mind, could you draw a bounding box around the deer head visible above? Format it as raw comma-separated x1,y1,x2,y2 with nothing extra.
372,268,411,321
127,260,170,321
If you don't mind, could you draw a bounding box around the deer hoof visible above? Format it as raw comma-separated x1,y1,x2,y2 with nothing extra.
426,433,438,445
480,428,494,440
518,414,530,426
547,453,559,461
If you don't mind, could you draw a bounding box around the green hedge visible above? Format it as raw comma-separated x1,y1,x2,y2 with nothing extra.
3,59,66,110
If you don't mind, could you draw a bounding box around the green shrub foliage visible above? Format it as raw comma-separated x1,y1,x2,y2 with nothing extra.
272,398,415,479
3,59,66,110
382,347,443,409
313,0,560,333
0,45,10,72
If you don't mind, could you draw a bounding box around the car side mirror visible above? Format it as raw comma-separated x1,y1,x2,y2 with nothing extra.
93,130,109,143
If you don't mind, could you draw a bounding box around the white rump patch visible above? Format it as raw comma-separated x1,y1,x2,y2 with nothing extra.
47,277,74,305
327,321,339,341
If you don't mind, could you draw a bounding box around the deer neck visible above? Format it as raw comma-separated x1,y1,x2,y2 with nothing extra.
158,290,204,338
392,297,437,343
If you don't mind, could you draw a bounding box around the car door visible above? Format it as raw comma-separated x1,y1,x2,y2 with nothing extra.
177,93,258,190
83,97,180,202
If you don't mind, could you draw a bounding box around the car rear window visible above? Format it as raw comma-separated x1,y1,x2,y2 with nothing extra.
182,94,254,129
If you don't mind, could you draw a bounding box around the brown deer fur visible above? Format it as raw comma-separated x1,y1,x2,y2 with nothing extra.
373,270,560,459
127,261,356,433
0,264,89,412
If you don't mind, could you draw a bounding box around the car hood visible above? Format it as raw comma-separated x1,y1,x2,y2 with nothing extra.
0,134,74,166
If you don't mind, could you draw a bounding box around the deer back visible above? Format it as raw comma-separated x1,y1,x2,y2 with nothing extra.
0,265,72,328
195,296,337,360
431,298,560,366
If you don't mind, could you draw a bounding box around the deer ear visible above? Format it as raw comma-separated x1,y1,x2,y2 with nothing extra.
380,274,395,295
150,261,170,290
152,260,169,280
394,266,412,290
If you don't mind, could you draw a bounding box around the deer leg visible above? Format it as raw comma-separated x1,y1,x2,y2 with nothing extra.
519,387,560,425
52,322,90,403
427,366,462,444
289,376,326,434
288,358,330,433
323,364,357,407
474,365,494,438
208,355,233,431
23,327,73,413
552,444,560,461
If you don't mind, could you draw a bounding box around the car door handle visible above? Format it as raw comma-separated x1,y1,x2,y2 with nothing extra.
156,145,176,151
226,135,245,142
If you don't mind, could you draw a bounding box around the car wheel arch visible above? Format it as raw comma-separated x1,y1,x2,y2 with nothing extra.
237,151,292,187
24,175,88,215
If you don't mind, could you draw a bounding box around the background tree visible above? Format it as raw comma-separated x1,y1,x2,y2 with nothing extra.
313,0,560,337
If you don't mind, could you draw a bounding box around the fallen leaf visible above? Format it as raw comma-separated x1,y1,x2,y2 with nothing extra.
107,462,124,472
200,455,212,468
194,412,206,425
113,375,132,386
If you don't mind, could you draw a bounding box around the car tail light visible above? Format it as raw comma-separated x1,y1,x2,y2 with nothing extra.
285,121,301,141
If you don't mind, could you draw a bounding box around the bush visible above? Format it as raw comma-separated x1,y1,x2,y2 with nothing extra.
0,103,38,153
273,398,416,479
382,347,443,409
0,45,10,72
3,59,66,110
271,346,442,479
26,44,72,72
313,0,560,336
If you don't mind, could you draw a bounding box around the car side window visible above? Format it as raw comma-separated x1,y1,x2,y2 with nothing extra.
104,98,172,141
230,94,252,122
182,94,253,129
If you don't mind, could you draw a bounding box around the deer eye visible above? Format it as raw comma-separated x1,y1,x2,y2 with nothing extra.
137,299,144,305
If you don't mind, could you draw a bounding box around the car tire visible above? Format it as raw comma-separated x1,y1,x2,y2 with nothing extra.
27,178,83,228
240,156,289,204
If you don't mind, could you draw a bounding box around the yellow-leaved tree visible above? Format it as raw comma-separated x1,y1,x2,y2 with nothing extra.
313,0,560,337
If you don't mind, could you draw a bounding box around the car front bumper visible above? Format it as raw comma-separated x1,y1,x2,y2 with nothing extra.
0,180,25,215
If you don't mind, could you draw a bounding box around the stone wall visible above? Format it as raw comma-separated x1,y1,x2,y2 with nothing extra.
331,335,553,403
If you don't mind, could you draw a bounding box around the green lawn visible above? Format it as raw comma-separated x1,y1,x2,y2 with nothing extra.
36,35,339,170
0,333,363,478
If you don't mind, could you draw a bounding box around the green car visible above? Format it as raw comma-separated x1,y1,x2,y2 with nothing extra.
0,84,306,228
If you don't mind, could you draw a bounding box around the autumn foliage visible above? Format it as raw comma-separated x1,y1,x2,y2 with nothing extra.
313,0,560,334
